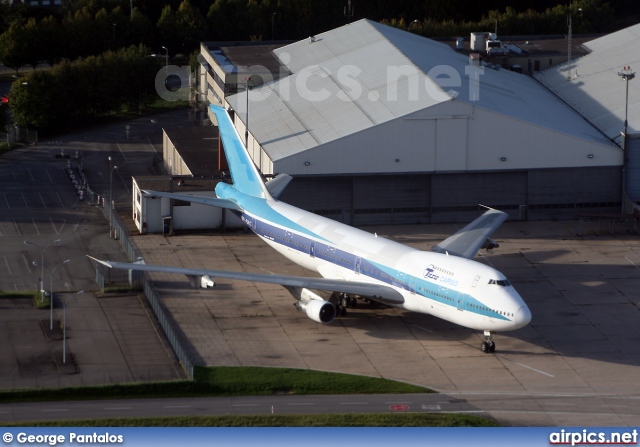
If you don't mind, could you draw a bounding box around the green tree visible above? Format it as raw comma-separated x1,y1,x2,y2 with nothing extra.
0,20,29,75
9,71,61,130
129,8,155,49
156,5,179,55
38,15,64,66
175,0,207,52
206,0,245,41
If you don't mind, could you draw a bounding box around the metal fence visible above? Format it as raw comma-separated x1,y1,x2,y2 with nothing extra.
2,126,38,147
98,206,196,379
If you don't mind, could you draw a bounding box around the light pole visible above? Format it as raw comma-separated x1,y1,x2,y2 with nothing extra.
618,66,635,213
618,66,635,141
49,259,70,330
271,12,276,41
567,6,582,66
63,290,84,364
109,157,118,238
162,46,168,73
245,76,253,149
24,239,61,303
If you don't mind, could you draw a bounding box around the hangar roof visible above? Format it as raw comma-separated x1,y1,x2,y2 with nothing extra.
226,19,612,162
535,23,640,144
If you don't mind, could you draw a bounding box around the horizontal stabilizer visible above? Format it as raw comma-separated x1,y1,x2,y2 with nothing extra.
87,256,404,305
142,190,243,211
432,207,508,259
266,174,293,200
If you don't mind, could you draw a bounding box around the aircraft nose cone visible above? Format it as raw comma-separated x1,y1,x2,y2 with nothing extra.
515,305,532,328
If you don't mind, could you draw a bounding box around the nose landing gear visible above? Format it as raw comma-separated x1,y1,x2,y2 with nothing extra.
481,331,496,353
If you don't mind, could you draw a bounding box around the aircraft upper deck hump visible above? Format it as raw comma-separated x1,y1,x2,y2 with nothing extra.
210,104,271,199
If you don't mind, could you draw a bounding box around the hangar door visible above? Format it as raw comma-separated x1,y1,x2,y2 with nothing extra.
279,176,353,223
625,134,640,202
431,171,528,223
352,174,431,226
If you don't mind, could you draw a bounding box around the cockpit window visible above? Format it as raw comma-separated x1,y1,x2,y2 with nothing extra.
488,279,511,286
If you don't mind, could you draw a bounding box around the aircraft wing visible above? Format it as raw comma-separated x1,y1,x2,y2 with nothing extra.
142,190,243,211
87,256,404,305
431,207,508,259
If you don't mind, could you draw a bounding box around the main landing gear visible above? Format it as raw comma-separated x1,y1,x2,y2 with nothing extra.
480,331,496,353
330,292,358,317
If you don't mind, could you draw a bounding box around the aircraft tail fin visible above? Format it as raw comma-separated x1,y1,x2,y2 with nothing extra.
210,104,272,200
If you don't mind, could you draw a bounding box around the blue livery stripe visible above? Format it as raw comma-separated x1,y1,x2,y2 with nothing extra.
246,211,508,322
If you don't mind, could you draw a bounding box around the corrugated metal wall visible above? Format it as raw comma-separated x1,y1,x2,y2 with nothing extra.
279,167,621,225
624,134,640,203
352,175,431,225
527,167,621,220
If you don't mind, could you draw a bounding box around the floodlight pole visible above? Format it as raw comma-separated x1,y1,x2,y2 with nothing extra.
272,12,276,41
245,76,253,149
63,291,84,364
24,239,61,303
49,259,71,330
109,157,118,238
618,67,635,213
162,46,168,74
618,67,635,140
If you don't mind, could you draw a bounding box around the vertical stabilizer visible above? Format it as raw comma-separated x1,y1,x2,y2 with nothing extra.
210,104,271,199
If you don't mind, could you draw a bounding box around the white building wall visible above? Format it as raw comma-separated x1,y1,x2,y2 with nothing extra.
466,108,622,170
270,101,621,175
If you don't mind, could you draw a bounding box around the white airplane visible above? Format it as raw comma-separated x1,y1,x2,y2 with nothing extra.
89,105,531,353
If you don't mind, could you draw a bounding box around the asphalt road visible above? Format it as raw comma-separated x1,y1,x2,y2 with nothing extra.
2,391,640,424
0,393,479,423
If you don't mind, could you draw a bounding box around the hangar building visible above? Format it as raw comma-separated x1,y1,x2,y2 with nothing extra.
196,19,622,225
534,24,640,207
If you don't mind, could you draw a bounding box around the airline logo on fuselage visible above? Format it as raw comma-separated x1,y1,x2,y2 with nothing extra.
424,264,458,287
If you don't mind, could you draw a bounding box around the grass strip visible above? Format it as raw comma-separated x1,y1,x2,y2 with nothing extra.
0,366,430,404
8,413,498,427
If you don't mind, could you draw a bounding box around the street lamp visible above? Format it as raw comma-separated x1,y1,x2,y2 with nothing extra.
49,259,70,330
245,76,254,149
618,66,635,213
272,12,276,41
618,66,635,142
24,239,61,303
109,157,118,238
32,258,70,330
161,46,168,73
63,290,84,364
567,6,582,66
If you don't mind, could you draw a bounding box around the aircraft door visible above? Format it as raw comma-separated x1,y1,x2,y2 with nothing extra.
456,291,464,311
355,257,361,274
310,242,315,258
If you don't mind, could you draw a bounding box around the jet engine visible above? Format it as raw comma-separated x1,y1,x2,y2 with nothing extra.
295,299,336,323
482,237,499,250
288,287,336,323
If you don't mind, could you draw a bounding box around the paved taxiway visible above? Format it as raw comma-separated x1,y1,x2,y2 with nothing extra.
130,221,640,426
1,110,640,426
